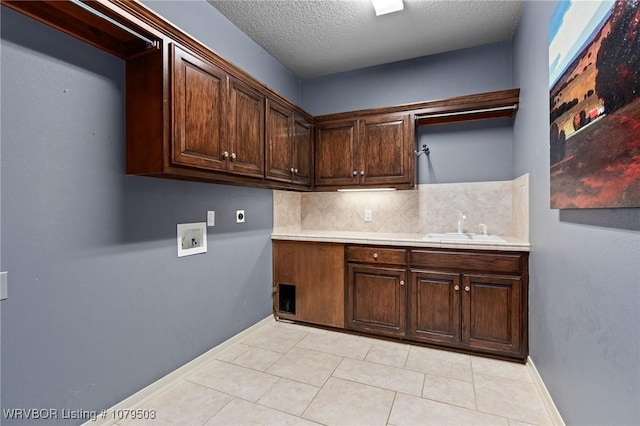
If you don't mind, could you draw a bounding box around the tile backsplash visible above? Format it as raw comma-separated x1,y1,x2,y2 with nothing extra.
274,174,529,240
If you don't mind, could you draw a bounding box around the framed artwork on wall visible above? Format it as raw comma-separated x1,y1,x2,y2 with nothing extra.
549,0,640,209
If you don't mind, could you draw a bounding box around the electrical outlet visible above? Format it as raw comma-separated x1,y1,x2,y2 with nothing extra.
236,210,245,223
364,209,372,222
177,222,207,257
207,210,215,227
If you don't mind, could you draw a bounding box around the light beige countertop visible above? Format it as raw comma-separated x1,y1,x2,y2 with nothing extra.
271,230,530,252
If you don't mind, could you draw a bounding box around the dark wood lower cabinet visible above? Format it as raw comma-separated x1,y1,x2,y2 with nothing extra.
273,240,345,328
274,241,528,362
409,271,461,345
462,274,523,355
409,249,528,361
346,264,407,338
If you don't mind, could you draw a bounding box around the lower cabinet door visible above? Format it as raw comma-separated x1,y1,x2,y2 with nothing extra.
409,270,461,345
462,274,523,355
346,264,406,337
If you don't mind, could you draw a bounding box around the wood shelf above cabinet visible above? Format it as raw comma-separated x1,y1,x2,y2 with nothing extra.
315,88,519,133
2,0,159,59
414,89,520,126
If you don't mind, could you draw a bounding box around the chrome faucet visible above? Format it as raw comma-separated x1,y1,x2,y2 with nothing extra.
457,213,466,234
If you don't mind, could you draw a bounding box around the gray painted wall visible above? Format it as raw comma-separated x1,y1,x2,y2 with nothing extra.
1,1,299,423
141,0,300,105
301,41,512,116
302,41,516,184
416,118,514,184
513,2,640,425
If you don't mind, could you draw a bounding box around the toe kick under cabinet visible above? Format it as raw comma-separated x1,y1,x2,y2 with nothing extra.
273,240,529,362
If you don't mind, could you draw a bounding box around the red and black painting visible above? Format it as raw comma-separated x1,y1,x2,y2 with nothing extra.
549,0,640,209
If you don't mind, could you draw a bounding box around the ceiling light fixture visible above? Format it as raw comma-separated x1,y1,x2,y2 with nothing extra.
371,0,404,16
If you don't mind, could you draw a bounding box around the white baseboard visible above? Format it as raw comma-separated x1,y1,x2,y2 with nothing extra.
84,316,275,426
527,356,565,426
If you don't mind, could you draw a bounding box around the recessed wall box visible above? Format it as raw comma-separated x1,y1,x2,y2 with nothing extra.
177,222,207,257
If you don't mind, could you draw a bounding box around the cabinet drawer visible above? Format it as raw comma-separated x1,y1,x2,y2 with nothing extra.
347,246,406,265
410,250,523,275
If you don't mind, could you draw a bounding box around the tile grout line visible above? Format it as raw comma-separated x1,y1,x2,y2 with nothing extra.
385,392,399,426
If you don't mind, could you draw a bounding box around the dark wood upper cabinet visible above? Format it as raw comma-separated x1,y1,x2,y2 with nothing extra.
358,113,413,185
266,100,313,187
315,119,359,187
266,101,292,182
228,78,265,178
315,113,413,189
291,116,313,185
3,1,519,192
171,44,228,172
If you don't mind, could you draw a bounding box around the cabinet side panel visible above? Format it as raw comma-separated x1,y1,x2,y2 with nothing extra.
126,48,165,174
273,241,345,328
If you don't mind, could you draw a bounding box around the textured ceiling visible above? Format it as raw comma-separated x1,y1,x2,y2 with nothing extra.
206,0,523,79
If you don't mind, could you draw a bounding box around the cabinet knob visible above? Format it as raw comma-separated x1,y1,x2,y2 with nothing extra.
353,171,358,176
373,253,378,259
360,170,365,176
231,152,237,160
294,168,298,173
290,167,295,173
454,285,460,291
465,286,470,292
400,280,405,286
223,151,229,159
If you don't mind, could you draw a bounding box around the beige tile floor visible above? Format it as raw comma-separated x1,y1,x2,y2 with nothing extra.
116,320,553,426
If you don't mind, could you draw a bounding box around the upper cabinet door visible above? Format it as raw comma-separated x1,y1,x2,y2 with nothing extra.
171,44,228,172
228,78,265,178
265,100,294,182
315,120,358,187
358,113,413,185
292,115,313,186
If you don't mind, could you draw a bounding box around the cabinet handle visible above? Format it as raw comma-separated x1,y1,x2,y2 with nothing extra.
353,171,358,176
465,286,470,292
454,285,460,291
231,152,237,160
373,253,378,259
223,151,229,159
400,280,405,286
360,170,365,176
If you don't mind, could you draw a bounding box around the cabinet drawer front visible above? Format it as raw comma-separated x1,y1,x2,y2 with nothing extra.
410,250,523,275
347,246,406,265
